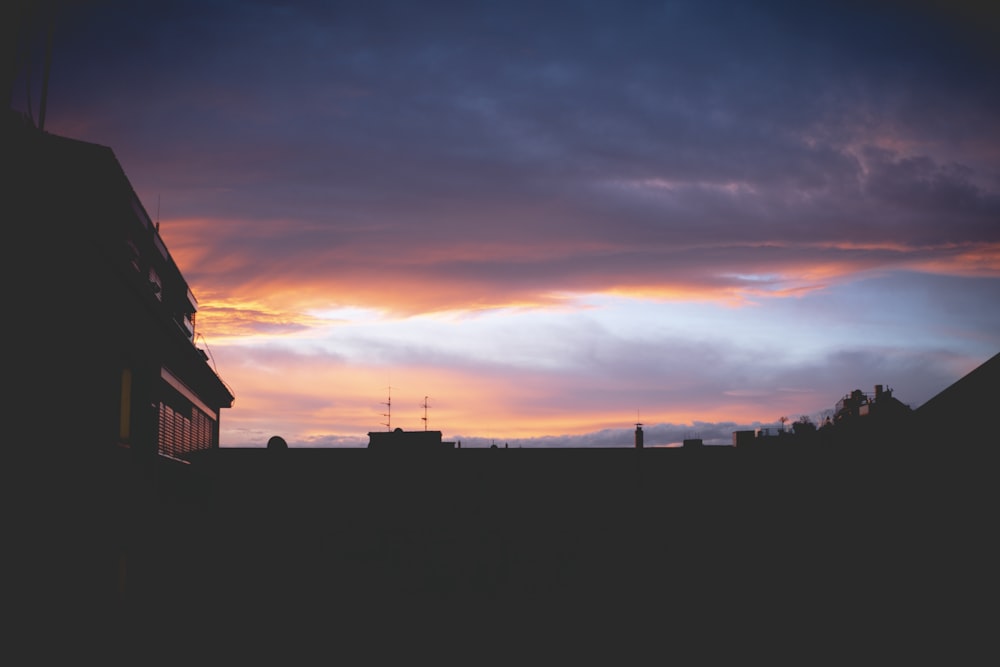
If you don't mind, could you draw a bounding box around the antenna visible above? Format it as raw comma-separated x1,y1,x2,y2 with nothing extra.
38,7,54,132
421,395,430,431
382,386,392,431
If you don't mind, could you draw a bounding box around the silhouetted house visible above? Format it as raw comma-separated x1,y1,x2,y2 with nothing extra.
732,430,756,447
832,385,908,423
682,438,704,448
7,109,234,467
826,384,913,448
834,389,869,423
367,428,456,450
913,352,999,448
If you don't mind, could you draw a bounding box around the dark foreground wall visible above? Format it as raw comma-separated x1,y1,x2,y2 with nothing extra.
26,445,986,659
131,450,959,609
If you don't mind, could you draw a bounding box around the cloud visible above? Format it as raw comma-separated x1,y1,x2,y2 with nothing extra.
207,278,998,448
41,2,997,313
21,1,999,447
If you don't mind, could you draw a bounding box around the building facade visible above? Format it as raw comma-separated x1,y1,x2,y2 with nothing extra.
7,109,234,466
368,428,456,450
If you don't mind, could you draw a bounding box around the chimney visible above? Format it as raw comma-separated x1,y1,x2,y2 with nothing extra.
875,384,883,401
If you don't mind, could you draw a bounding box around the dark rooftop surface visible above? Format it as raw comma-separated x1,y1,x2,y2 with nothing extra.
18,421,990,660
57,446,974,624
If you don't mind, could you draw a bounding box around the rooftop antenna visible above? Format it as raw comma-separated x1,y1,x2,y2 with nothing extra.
421,395,430,431
37,6,55,132
10,1,56,127
382,385,392,431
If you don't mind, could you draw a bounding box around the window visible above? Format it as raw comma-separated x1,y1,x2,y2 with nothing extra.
148,267,162,300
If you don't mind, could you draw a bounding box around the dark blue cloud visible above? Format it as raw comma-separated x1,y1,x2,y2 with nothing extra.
18,0,999,306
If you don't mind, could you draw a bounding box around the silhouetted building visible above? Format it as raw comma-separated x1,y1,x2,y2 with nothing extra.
914,352,999,447
834,388,870,423
7,109,234,465
732,425,789,448
367,428,455,450
682,438,703,448
635,423,644,448
824,383,913,448
834,385,909,424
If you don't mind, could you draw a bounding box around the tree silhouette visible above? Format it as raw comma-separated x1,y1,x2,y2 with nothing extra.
792,416,817,436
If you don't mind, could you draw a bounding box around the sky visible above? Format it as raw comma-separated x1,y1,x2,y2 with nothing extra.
10,0,1000,447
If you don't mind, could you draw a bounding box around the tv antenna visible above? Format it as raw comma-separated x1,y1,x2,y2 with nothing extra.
421,396,431,431
381,386,392,431
12,1,57,130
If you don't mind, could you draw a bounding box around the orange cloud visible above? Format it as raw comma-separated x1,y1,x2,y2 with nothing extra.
163,215,1000,337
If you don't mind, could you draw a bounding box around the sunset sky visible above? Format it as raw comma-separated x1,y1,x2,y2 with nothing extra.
12,0,1000,446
